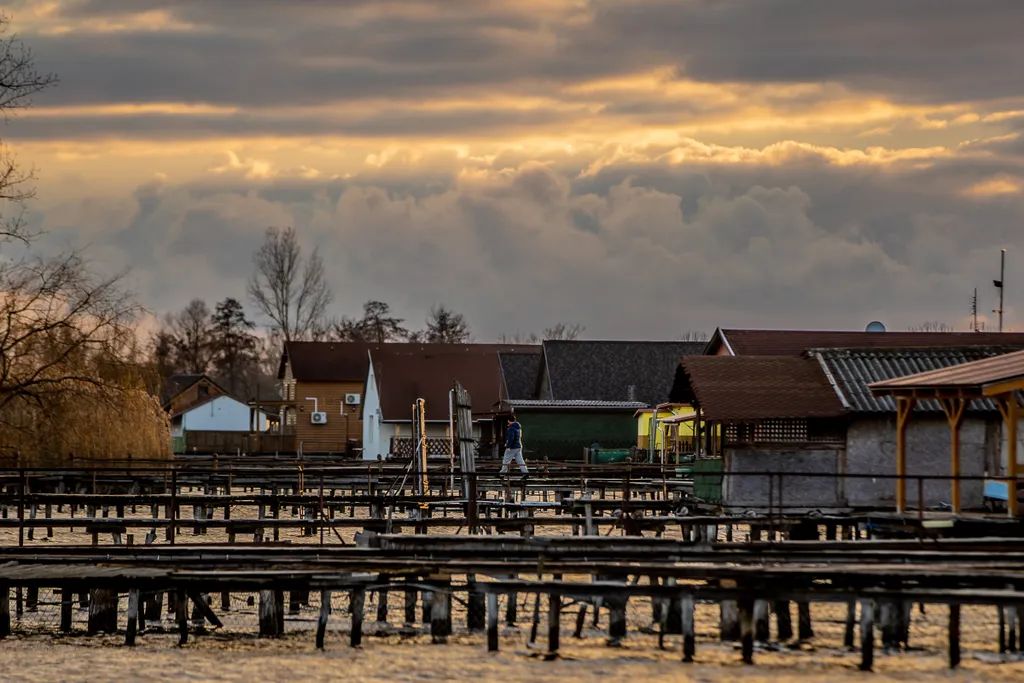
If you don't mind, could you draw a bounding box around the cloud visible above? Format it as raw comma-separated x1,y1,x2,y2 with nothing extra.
28,139,1024,338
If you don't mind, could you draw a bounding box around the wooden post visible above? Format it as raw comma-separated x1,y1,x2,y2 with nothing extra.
940,398,967,514
487,593,499,652
775,600,794,641
88,589,118,635
859,599,875,671
681,594,696,663
739,598,754,665
316,590,331,650
404,578,417,626
895,397,915,513
754,599,770,642
376,587,389,625
949,603,961,668
177,590,189,646
1008,394,1019,519
546,591,561,659
798,601,814,640
430,583,449,644
60,587,73,633
125,588,140,646
350,587,365,648
505,575,518,625
844,600,857,648
720,600,740,641
467,575,485,632
574,604,588,639
607,596,627,646
259,590,279,637
0,585,9,638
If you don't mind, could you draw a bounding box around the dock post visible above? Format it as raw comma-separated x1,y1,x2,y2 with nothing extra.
316,590,331,650
754,600,770,642
0,584,9,638
430,583,449,644
505,574,518,625
350,587,365,648
546,591,561,660
720,600,740,641
739,598,754,665
88,589,118,635
259,590,279,637
574,604,588,638
774,600,793,641
467,575,485,632
177,590,189,646
844,600,856,648
948,603,961,668
125,589,140,646
797,601,814,641
859,599,875,672
404,578,417,626
376,586,389,627
607,596,627,647
487,593,499,651
60,587,73,633
682,594,696,663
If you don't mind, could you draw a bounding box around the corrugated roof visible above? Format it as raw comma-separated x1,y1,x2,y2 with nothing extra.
507,399,648,410
541,340,705,405
815,346,1024,413
869,348,1024,395
678,356,846,421
712,328,1024,357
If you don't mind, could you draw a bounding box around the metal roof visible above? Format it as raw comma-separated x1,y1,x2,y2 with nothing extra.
710,328,1024,356
507,399,648,410
813,346,1023,413
869,348,1024,394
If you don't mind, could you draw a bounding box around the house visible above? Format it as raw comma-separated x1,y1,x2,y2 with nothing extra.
703,327,1024,356
161,374,227,415
634,404,695,453
361,346,538,460
671,344,1024,511
495,340,704,460
170,395,269,437
278,341,535,455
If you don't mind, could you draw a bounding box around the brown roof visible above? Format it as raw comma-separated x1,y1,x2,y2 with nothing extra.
372,348,508,421
280,341,536,381
870,349,1024,395
677,356,847,422
710,329,1024,357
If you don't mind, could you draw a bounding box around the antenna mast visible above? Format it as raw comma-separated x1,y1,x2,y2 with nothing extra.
972,288,978,332
994,249,1006,332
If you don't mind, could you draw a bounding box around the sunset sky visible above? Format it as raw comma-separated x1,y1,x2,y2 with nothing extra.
6,0,1024,338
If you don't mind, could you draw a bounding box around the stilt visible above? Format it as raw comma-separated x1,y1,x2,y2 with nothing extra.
774,600,793,641
487,593,499,652
350,587,365,648
949,603,961,668
739,599,755,665
682,594,696,663
546,592,561,659
87,589,118,635
316,590,331,649
125,589,140,646
859,599,875,672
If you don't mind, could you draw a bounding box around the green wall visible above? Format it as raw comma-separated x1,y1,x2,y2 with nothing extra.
517,411,636,461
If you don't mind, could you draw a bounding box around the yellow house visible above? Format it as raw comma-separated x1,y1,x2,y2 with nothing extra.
635,404,696,451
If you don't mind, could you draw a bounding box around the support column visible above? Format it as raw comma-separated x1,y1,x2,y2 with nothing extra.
895,396,916,514
940,398,966,515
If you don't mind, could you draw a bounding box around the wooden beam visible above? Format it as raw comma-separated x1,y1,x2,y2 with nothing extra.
939,398,967,515
895,397,916,514
983,377,1024,397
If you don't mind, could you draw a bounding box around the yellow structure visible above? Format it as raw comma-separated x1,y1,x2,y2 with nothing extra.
635,404,695,451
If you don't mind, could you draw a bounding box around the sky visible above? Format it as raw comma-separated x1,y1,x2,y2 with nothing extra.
4,0,1024,339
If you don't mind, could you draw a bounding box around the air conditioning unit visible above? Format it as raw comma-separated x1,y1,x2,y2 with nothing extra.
310,412,327,425
345,393,361,405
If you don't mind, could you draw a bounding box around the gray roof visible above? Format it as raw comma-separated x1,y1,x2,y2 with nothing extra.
508,399,648,410
540,340,705,406
811,346,1024,413
498,351,543,400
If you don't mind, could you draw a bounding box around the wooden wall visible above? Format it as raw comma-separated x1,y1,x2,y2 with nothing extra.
293,380,365,453
167,378,224,415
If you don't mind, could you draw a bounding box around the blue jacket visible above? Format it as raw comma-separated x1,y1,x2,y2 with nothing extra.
505,421,522,449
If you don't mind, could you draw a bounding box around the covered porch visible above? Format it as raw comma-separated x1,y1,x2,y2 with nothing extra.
870,349,1024,517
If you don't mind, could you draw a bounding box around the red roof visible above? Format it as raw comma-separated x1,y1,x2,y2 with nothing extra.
280,341,536,381
679,356,846,421
710,329,1024,357
371,348,511,421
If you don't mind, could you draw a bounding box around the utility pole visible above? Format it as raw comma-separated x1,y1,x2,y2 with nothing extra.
994,249,1007,332
972,288,979,332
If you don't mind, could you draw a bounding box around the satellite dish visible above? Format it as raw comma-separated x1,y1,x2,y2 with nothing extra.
865,321,886,333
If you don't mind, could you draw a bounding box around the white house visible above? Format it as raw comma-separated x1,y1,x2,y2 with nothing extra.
170,395,268,437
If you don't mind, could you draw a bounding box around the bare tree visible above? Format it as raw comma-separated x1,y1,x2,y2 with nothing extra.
420,305,471,343
248,226,332,342
498,331,540,344
542,322,585,340
167,299,213,374
332,300,409,343
678,330,710,342
0,16,168,463
908,321,954,332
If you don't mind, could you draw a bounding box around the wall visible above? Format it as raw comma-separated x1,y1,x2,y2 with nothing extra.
636,406,695,449
846,415,989,509
723,447,843,509
180,396,265,433
293,380,365,453
516,411,636,461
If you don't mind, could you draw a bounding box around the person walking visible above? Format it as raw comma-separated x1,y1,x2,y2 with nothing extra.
500,413,528,475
